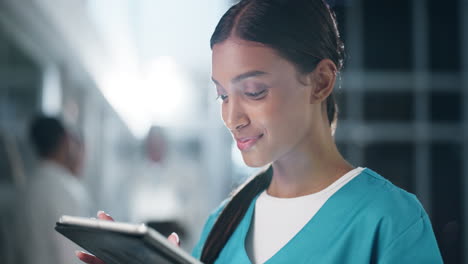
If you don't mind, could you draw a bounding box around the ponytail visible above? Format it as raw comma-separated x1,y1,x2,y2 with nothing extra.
200,166,273,264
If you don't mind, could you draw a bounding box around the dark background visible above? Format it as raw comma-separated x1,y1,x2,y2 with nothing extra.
332,0,466,263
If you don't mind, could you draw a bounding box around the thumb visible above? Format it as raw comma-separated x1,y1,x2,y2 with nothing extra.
97,211,114,221
168,232,180,247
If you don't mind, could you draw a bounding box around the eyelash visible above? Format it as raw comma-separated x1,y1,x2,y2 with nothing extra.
215,89,267,103
216,94,228,102
245,90,267,98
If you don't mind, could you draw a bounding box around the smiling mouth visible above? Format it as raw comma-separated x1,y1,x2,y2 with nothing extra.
236,134,264,151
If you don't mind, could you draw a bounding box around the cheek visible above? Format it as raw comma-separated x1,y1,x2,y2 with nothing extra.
242,95,309,167
238,87,310,166
262,86,310,138
270,100,312,156
269,106,308,150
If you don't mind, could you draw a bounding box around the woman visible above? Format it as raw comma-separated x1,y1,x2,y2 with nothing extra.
78,0,443,263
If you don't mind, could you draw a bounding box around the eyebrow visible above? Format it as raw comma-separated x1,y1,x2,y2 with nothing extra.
211,70,268,87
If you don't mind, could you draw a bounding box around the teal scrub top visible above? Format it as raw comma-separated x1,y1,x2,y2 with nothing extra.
192,168,443,263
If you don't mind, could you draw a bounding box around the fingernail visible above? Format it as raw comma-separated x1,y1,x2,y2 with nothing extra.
97,210,105,217
171,232,180,244
75,250,81,256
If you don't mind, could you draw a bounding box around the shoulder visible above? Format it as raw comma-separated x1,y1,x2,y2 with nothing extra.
357,168,425,220
352,168,431,245
354,169,443,262
204,198,230,230
191,198,230,259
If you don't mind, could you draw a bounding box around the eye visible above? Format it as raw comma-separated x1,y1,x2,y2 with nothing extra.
216,94,228,103
245,89,267,99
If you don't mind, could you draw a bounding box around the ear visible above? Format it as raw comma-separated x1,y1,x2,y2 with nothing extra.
309,59,337,104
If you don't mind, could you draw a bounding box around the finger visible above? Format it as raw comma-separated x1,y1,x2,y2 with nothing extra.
75,251,106,264
97,210,114,221
168,232,180,247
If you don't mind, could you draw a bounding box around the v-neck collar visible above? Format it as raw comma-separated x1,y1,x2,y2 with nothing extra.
238,168,371,264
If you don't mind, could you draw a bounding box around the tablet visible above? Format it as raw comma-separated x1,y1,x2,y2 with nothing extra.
55,215,203,264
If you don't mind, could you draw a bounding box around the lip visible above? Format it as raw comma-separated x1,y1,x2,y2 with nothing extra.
235,134,263,151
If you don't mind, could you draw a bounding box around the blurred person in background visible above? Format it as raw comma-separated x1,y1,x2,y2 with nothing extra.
18,115,90,264
78,0,443,263
128,126,186,238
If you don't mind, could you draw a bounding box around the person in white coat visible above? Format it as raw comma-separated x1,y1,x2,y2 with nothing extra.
18,116,90,264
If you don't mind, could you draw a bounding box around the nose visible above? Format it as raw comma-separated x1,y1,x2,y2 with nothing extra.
222,96,249,132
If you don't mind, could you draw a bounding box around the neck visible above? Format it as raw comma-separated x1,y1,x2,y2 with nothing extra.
267,126,353,198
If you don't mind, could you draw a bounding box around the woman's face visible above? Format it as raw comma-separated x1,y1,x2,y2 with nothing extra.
212,38,318,167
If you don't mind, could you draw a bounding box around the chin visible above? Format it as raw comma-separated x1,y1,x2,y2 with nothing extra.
242,152,271,168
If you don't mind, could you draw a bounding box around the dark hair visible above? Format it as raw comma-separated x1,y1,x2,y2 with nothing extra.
29,115,66,158
201,0,344,263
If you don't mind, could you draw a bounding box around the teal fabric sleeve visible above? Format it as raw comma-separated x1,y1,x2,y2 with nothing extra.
378,213,443,263
191,199,229,259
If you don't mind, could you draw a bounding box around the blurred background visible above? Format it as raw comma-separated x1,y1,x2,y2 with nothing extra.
0,0,465,263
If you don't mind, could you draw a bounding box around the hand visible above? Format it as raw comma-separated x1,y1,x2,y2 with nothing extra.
75,211,113,264
76,211,180,264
